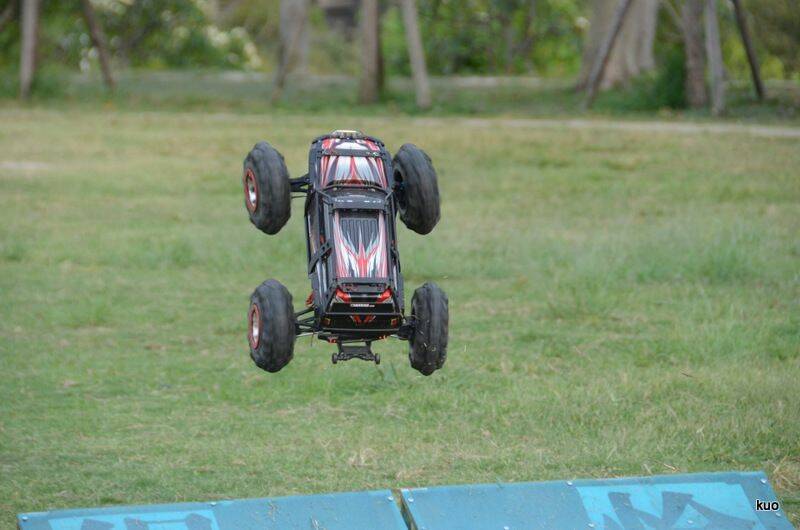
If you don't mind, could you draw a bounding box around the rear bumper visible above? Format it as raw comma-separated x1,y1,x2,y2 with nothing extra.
320,305,403,338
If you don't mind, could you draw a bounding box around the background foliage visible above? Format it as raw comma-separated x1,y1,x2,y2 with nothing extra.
1,0,798,80
0,0,262,71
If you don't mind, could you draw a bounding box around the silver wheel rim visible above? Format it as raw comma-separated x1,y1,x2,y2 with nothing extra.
244,169,258,213
249,304,261,348
247,179,257,206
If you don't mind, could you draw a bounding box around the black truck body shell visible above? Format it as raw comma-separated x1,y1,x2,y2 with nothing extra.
303,132,404,341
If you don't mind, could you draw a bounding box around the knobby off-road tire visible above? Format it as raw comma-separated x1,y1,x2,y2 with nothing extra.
243,142,291,235
409,282,449,375
248,280,296,373
393,144,440,235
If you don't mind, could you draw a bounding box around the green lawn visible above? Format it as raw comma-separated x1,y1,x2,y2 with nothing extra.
1,104,799,527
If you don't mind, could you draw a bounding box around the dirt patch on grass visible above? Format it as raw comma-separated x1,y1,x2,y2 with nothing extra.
0,161,52,173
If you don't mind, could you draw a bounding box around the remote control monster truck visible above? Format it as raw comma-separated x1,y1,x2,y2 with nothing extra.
242,130,448,375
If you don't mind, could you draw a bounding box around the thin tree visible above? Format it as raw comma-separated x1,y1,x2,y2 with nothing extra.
583,0,634,109
704,0,725,115
272,0,310,102
399,0,431,109
681,0,707,108
80,0,116,90
730,0,764,100
579,0,658,90
358,0,380,104
377,11,385,93
0,0,16,34
19,0,39,99
511,0,538,71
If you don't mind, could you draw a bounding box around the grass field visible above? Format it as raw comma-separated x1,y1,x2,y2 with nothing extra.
1,102,799,527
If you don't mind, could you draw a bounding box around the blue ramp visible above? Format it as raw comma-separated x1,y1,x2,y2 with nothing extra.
17,489,406,530
400,471,792,530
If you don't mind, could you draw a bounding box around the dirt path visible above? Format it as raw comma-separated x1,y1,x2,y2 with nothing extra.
415,116,800,139
2,106,798,139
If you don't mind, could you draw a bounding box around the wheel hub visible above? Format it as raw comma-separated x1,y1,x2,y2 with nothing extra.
244,168,258,213
248,303,261,348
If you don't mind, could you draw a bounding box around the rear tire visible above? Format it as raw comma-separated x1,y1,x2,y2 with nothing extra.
248,279,296,373
408,282,448,375
243,142,291,235
393,144,440,235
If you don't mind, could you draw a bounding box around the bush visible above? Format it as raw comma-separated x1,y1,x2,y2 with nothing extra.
598,46,687,112
649,45,687,109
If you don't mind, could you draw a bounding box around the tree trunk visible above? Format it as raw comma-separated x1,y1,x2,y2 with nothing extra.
80,0,116,90
579,0,658,89
635,0,657,72
730,0,764,100
681,0,707,108
0,0,17,35
358,0,380,104
272,0,310,102
279,0,310,75
19,0,39,99
583,0,634,108
399,0,431,109
377,9,385,93
513,0,538,71
503,21,515,74
704,0,725,115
